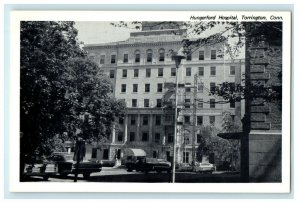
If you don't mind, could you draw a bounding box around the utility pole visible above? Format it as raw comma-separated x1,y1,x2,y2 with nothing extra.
192,74,198,168
171,50,185,183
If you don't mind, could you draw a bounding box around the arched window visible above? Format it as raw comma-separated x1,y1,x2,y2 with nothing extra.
135,50,140,63
146,49,153,62
159,48,165,62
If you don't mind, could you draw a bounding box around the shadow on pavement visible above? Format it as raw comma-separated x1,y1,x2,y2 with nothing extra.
87,172,241,183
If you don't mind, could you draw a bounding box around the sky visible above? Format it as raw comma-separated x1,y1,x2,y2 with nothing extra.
74,21,133,45
74,21,245,59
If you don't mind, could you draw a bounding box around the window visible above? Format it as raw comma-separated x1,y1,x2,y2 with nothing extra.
91,148,97,159
183,152,189,163
134,69,139,77
184,136,190,145
199,50,204,60
184,116,190,124
209,116,215,124
197,116,203,125
144,99,149,108
121,84,126,93
210,67,216,76
132,99,137,107
155,115,161,125
89,56,95,62
143,115,148,125
211,50,216,60
186,53,192,61
133,84,138,93
230,66,236,75
210,82,216,92
146,49,153,62
135,50,140,62
171,68,176,76
198,99,203,108
155,133,160,143
198,83,204,93
153,151,158,158
186,67,191,76
119,117,124,125
198,67,204,76
129,132,135,142
166,151,171,162
168,134,173,143
100,55,105,64
145,84,150,92
103,149,109,159
122,69,127,78
231,115,235,122
197,134,201,143
156,99,162,108
146,68,151,77
158,68,163,77
109,70,115,78
117,132,123,142
210,99,215,108
186,87,191,92
230,100,235,108
159,49,165,61
165,114,172,122
185,99,191,108
111,54,116,64
130,115,136,125
157,83,163,92
142,132,148,142
123,54,128,63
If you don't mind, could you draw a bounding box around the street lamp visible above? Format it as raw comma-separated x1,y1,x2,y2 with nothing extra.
171,49,185,183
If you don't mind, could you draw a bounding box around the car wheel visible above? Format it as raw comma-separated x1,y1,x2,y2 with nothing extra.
83,173,91,179
156,170,161,173
127,168,133,172
43,176,49,181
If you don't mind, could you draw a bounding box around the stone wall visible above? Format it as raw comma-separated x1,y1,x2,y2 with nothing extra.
246,29,282,182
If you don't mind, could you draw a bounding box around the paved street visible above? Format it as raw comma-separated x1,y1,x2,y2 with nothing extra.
23,167,241,183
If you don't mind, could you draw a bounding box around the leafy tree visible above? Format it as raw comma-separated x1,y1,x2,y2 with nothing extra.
64,58,126,143
21,21,84,163
20,21,125,174
195,124,240,171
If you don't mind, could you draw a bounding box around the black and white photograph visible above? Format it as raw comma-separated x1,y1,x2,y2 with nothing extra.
8,11,291,193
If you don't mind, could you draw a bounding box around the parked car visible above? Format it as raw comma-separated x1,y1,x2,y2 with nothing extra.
23,160,58,180
48,152,102,179
175,163,193,172
126,157,171,173
194,162,216,173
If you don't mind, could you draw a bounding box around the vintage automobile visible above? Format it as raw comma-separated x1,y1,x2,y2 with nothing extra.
23,159,58,180
175,163,193,172
49,152,102,179
124,148,147,172
194,162,216,174
126,157,171,173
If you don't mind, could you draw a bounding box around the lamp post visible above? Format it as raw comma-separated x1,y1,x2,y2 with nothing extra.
171,50,185,183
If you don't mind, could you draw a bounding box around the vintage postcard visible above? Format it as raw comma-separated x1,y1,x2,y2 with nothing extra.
8,10,291,193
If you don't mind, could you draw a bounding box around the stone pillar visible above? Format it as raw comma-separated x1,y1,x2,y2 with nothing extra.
149,114,153,143
137,114,140,141
124,114,128,143
245,30,282,182
112,124,116,143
